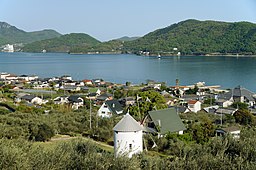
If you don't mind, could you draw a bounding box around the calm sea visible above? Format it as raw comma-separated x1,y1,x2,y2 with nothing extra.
0,52,256,91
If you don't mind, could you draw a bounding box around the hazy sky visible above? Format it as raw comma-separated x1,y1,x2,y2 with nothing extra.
0,0,255,41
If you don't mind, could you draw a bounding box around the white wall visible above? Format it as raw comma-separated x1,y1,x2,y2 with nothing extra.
98,103,112,118
188,102,201,113
114,130,143,158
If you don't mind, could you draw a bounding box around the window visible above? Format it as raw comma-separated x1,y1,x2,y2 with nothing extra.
102,111,105,114
129,144,132,151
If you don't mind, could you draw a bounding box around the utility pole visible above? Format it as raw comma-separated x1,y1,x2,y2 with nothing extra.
89,98,92,129
221,109,223,126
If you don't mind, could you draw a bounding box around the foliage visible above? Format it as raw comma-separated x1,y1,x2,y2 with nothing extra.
20,19,256,54
185,85,199,95
124,19,256,55
129,90,167,119
233,109,256,125
0,22,61,46
28,123,54,142
23,33,100,52
231,102,248,110
203,98,216,105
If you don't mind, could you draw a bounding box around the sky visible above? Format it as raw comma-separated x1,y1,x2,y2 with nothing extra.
0,0,256,41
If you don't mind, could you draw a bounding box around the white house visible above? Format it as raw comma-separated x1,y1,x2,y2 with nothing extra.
188,100,201,113
216,99,233,108
113,113,143,158
98,100,123,118
68,95,84,110
20,95,43,105
18,75,38,81
0,72,10,79
53,96,69,105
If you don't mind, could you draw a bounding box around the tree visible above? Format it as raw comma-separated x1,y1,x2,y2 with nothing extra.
233,109,255,125
29,123,54,142
231,102,248,110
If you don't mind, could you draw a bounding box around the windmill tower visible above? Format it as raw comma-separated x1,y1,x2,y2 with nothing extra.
113,113,143,158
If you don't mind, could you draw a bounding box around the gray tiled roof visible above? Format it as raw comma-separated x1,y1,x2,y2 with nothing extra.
233,86,255,101
106,100,123,115
113,113,143,132
218,86,255,101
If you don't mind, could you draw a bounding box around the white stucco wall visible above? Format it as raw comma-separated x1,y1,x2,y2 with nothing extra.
98,103,112,118
114,130,143,158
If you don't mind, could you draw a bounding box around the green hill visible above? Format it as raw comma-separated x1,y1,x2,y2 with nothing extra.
124,19,256,55
23,33,101,52
0,22,61,45
20,19,256,55
115,36,140,41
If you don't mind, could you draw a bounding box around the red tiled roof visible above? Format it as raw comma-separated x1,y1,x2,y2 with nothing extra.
188,100,198,104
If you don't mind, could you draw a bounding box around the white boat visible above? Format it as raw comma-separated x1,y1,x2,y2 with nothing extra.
157,54,161,59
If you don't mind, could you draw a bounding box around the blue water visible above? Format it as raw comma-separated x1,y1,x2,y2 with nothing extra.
0,52,256,91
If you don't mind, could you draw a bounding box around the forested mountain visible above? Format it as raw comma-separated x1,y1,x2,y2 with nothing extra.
21,19,256,55
0,22,61,45
124,19,256,55
23,33,101,53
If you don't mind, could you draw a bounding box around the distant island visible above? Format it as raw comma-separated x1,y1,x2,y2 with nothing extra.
1,19,256,55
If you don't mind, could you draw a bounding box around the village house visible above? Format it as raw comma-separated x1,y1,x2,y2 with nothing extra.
18,75,38,81
96,93,113,104
216,99,233,108
143,108,186,135
83,79,93,86
60,85,81,92
53,96,69,105
67,95,84,110
175,106,190,113
20,95,43,105
97,100,123,118
5,74,18,81
0,72,10,79
216,126,240,139
215,108,238,115
61,75,72,81
217,86,256,107
63,80,76,86
187,100,201,113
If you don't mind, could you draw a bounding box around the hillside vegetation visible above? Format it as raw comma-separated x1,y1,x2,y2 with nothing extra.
124,19,256,55
23,33,101,53
21,19,256,55
0,22,61,45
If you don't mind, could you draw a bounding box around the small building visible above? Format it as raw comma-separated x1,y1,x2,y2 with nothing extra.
216,99,233,108
113,113,143,158
188,100,201,113
53,96,69,105
215,108,238,115
217,86,256,107
97,100,123,118
216,126,240,139
68,95,84,110
20,95,43,105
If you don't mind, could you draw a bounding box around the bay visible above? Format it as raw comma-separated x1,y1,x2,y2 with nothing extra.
0,52,256,92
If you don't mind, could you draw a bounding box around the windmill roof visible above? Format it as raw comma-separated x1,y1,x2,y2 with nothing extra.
113,113,143,132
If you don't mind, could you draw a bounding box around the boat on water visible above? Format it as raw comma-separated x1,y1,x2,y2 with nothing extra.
157,54,161,59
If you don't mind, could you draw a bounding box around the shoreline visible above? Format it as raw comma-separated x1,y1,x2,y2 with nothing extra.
7,51,256,57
